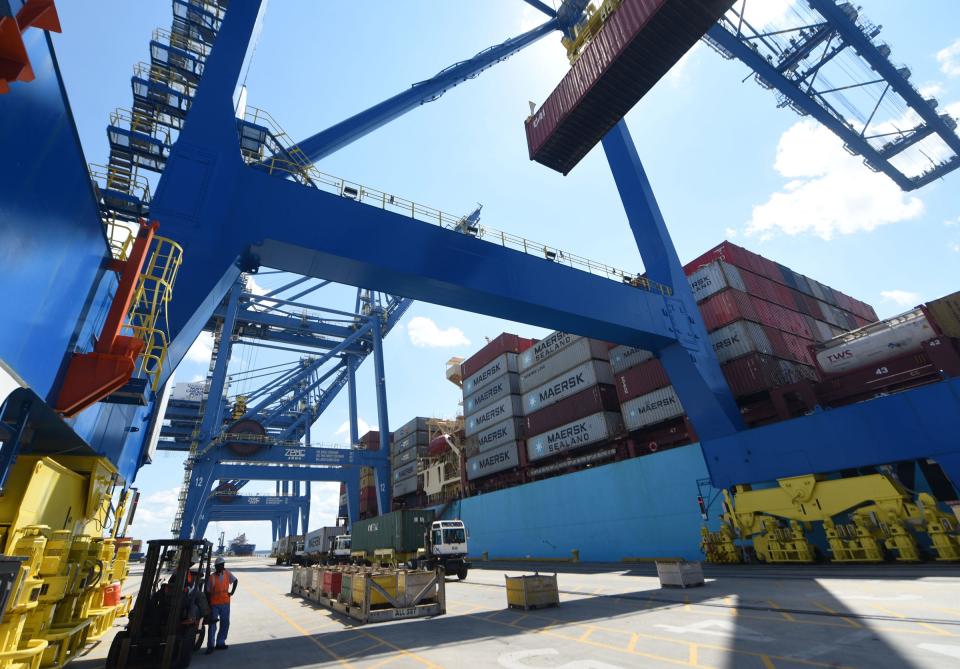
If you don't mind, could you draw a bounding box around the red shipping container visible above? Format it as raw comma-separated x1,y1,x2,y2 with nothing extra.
684,240,753,275
525,0,736,174
615,358,670,403
524,384,620,436
698,288,757,332
461,333,536,378
722,353,812,397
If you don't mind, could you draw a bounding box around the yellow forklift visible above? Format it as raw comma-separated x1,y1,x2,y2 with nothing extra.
106,539,212,669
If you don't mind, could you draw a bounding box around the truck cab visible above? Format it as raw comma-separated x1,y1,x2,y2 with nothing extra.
421,520,470,579
332,535,351,562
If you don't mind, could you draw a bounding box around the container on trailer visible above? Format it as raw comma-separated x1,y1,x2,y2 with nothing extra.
392,475,418,498
518,332,579,371
461,333,537,378
304,526,342,557
926,291,960,338
465,395,524,437
350,509,436,555
686,260,746,303
525,0,737,174
524,384,620,437
463,373,521,415
394,417,430,442
526,411,624,462
393,462,417,482
621,386,685,431
521,359,615,414
463,352,520,395
608,345,653,374
518,337,610,393
467,417,524,453
813,308,935,375
466,441,520,481
614,358,670,403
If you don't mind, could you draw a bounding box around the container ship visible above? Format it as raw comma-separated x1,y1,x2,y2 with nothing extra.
228,533,256,557
341,241,960,561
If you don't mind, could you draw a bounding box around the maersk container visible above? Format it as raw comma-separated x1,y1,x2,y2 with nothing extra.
710,320,774,364
351,509,435,554
463,352,519,396
687,260,746,303
526,411,624,462
467,442,520,481
393,461,417,482
519,331,578,371
525,0,736,174
392,475,418,498
524,384,620,437
394,417,429,442
615,358,670,403
518,337,609,393
468,417,524,453
814,308,934,375
461,333,537,378
522,359,615,414
608,345,653,374
621,386,685,431
465,395,524,437
463,373,521,415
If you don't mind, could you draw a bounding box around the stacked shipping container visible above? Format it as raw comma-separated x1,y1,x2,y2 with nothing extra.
358,430,386,519
392,417,429,499
462,334,536,483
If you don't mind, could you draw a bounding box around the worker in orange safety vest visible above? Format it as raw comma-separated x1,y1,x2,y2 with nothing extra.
205,557,238,653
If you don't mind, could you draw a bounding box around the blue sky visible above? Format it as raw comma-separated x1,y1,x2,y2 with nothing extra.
52,1,960,548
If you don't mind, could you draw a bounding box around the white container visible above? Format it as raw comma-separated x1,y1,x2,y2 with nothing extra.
463,373,521,414
466,442,519,481
519,331,579,371
303,527,341,556
655,561,704,588
814,308,933,375
608,345,654,374
621,386,685,431
463,352,519,395
467,417,524,453
519,337,610,393
393,461,417,482
526,411,623,462
687,260,745,303
522,359,615,414
392,474,418,498
171,382,205,402
465,395,524,437
709,320,773,364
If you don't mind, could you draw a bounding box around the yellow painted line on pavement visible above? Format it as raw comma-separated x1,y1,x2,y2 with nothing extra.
767,600,796,622
627,633,639,653
812,602,861,628
688,643,698,667
760,655,776,669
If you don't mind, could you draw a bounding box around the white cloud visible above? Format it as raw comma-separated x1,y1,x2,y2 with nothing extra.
746,120,924,240
937,38,960,77
880,290,921,307
185,331,214,363
519,4,542,32
724,227,738,238
190,374,204,382
335,417,372,440
952,243,960,253
406,316,470,348
919,82,944,98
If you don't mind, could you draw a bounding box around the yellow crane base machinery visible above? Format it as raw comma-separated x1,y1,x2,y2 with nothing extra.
701,473,960,564
0,455,135,669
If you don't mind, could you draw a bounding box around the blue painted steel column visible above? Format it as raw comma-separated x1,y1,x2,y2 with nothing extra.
345,468,361,528
371,316,392,515
179,280,244,538
602,121,743,440
347,355,360,447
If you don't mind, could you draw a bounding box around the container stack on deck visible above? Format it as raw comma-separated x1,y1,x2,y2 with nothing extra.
358,430,388,519
462,334,536,487
392,418,430,502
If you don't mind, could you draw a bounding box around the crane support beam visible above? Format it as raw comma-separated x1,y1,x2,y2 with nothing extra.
289,17,559,164
522,0,557,18
206,464,352,483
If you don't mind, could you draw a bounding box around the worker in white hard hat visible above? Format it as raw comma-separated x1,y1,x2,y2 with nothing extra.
205,557,238,653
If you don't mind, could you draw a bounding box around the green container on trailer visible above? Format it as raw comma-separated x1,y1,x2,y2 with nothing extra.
351,509,436,555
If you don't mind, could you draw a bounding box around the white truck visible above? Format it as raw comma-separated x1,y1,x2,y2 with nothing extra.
300,526,349,565
416,519,470,580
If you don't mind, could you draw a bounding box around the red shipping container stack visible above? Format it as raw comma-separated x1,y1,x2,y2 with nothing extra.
614,359,671,404
460,333,537,379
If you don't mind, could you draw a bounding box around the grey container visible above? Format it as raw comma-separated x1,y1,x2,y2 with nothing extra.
392,475,418,498
465,394,524,437
392,445,427,469
463,352,519,396
519,331,579,371
463,373,521,415
351,509,435,553
521,359,615,414
608,345,654,374
687,260,745,303
467,441,520,481
467,417,524,453
393,461,417,482
526,411,624,462
519,337,610,393
392,431,429,454
709,320,773,364
621,386,685,431
394,417,430,442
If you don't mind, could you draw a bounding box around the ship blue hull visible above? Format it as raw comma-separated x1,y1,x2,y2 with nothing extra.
452,443,716,562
